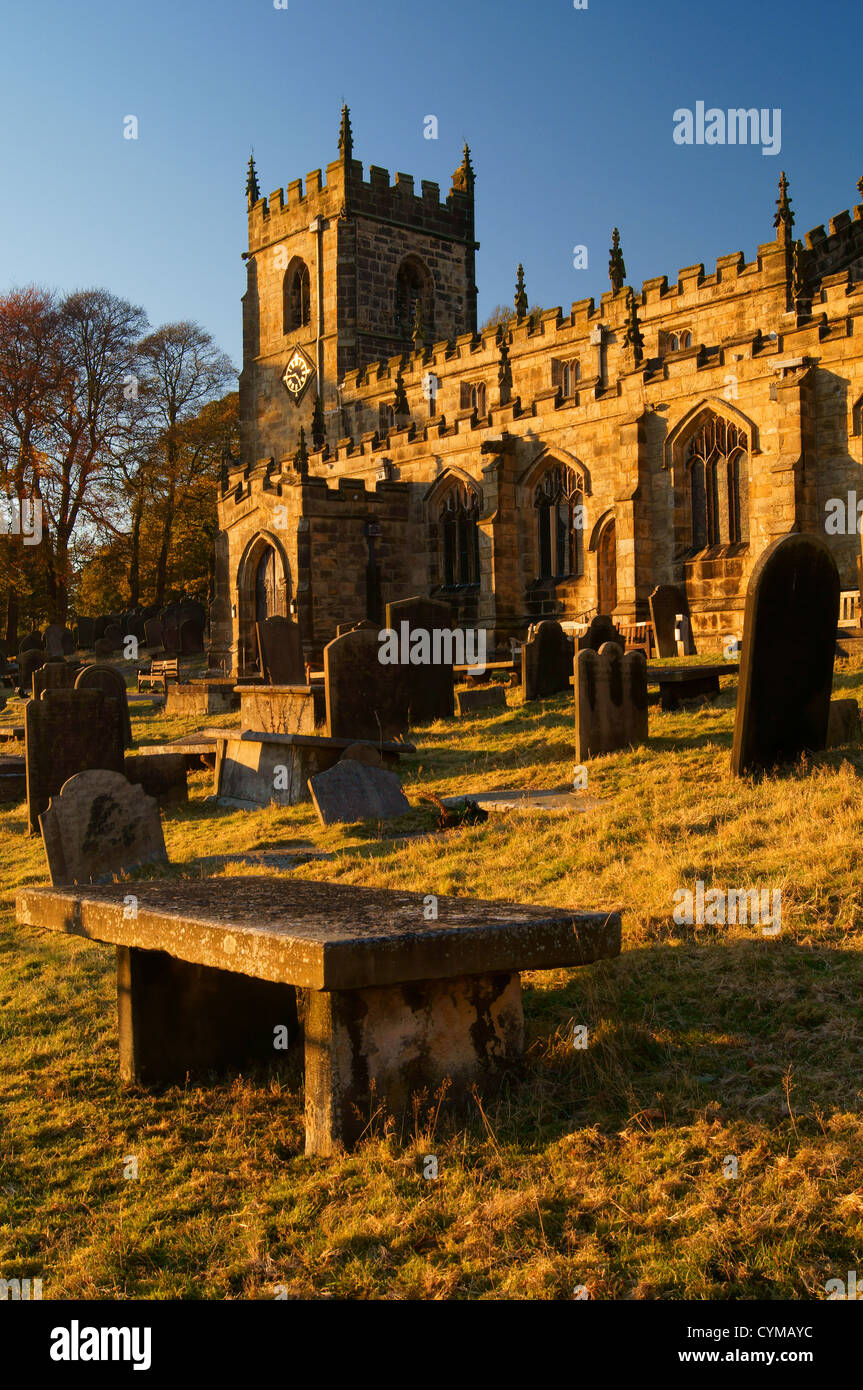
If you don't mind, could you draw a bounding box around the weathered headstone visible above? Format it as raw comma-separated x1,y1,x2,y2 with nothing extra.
39,770,168,885
43,624,66,660
648,584,686,659
124,752,188,803
17,649,45,696
325,626,407,740
575,643,649,760
144,617,164,650
103,623,124,653
827,698,860,747
384,594,456,722
339,743,384,767
257,615,304,684
94,637,115,659
578,614,625,653
32,661,76,699
336,619,377,636
74,663,133,748
521,619,573,700
25,688,125,834
731,533,840,776
161,605,181,655
93,616,110,641
19,631,42,654
75,616,95,649
455,686,507,716
308,758,411,826
179,617,205,654
61,628,75,655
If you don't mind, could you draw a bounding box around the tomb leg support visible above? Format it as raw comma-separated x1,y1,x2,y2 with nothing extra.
303,971,524,1157
117,946,299,1084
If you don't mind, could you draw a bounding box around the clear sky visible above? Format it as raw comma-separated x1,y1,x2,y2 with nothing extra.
2,0,861,371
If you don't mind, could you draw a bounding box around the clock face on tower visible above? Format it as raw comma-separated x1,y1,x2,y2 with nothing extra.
281,346,315,404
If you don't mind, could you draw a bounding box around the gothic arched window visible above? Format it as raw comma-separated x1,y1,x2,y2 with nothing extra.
534,464,584,580
439,481,480,587
395,257,433,339
562,360,581,396
284,260,311,332
686,415,749,548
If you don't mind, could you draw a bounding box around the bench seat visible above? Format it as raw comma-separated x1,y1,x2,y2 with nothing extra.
16,877,621,1156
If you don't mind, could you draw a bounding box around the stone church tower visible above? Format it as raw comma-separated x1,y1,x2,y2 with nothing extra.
239,107,478,465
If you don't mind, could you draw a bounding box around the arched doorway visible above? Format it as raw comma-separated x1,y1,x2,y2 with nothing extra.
255,546,278,623
236,533,291,674
597,518,617,614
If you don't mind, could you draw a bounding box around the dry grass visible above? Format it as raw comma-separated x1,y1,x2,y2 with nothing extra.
1,660,863,1299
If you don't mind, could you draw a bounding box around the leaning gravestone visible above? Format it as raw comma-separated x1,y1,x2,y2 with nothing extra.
257,615,304,684
521,619,573,700
648,584,687,660
325,626,407,740
39,769,168,885
308,758,411,826
25,688,125,834
17,649,45,696
75,663,133,748
731,532,839,776
578,614,626,652
575,643,649,760
384,595,455,722
455,686,507,716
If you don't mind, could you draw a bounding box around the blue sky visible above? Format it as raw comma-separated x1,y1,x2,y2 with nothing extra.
1,0,861,371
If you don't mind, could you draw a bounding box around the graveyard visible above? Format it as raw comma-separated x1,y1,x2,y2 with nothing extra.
2,612,863,1298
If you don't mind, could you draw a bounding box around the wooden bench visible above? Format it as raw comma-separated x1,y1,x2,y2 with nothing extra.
137,657,179,693
15,878,621,1156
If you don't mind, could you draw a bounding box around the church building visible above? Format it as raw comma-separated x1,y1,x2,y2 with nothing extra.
212,108,863,672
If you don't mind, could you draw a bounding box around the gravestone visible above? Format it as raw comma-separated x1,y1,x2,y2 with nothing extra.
575,643,649,760
144,617,164,650
308,758,411,827
125,752,188,803
521,620,573,700
43,624,66,660
19,631,42,654
256,615,304,684
75,616,95,649
827,698,860,747
325,626,408,740
61,628,75,655
103,623,124,653
578,614,625,653
32,662,76,699
336,619,377,636
339,743,383,767
384,595,456,722
731,533,840,776
25,688,125,834
161,605,181,655
94,637,115,659
39,770,168,886
179,617,205,654
93,616,110,641
74,663,133,748
455,686,507,716
17,649,45,696
648,585,686,659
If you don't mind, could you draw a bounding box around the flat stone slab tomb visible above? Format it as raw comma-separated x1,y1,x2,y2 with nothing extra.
16,878,621,1156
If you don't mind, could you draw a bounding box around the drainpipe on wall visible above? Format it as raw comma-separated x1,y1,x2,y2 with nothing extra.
309,217,324,400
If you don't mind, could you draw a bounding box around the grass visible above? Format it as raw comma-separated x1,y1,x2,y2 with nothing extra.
2,659,863,1299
